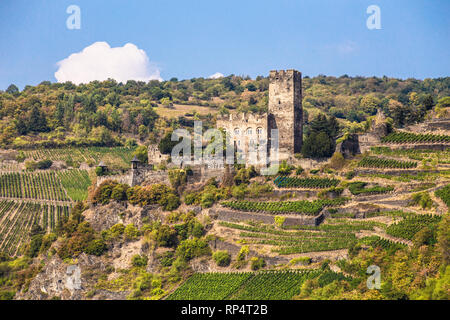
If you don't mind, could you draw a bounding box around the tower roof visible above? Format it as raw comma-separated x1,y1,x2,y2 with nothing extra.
97,161,107,167
131,155,140,162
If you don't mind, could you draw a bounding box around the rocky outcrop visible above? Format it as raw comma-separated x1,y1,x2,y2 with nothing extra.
84,201,162,231
15,253,118,300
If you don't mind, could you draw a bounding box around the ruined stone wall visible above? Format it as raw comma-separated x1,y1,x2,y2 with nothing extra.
148,144,169,165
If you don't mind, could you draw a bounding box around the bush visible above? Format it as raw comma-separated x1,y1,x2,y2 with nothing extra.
109,223,125,239
345,171,356,180
153,225,178,247
274,216,286,228
411,192,433,209
92,180,119,204
159,193,181,211
124,224,139,241
250,257,266,270
295,166,304,175
200,192,215,208
131,254,148,267
329,152,345,170
111,184,129,201
95,166,106,176
237,245,249,261
25,161,37,171
85,239,107,256
36,159,52,169
176,238,211,261
213,250,231,267
132,145,148,163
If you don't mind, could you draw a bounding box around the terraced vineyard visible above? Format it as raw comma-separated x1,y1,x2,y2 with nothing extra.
435,184,450,208
0,172,70,201
386,214,442,241
348,182,394,195
221,198,348,215
381,132,450,144
166,272,252,300
0,200,71,256
274,176,339,188
359,236,407,252
23,146,136,167
218,219,383,254
370,147,450,163
358,156,417,169
57,169,92,201
168,270,349,300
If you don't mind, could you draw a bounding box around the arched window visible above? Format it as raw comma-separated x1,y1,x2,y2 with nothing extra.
256,127,263,135
246,128,252,135
234,128,240,135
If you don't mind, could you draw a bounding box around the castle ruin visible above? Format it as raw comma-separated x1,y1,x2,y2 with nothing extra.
216,69,303,165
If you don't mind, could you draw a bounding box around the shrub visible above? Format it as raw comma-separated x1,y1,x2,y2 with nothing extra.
85,239,107,256
25,161,37,171
250,257,266,270
95,166,106,176
176,238,211,261
159,193,181,211
410,192,433,209
109,223,125,239
329,152,345,170
295,166,304,175
237,245,249,261
36,159,52,170
200,192,215,208
132,145,148,163
124,224,139,241
274,216,286,228
345,171,356,180
153,225,178,247
213,250,231,267
131,254,148,267
92,180,119,204
111,184,129,201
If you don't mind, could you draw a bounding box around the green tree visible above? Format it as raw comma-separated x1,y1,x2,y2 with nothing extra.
132,145,148,163
6,84,19,95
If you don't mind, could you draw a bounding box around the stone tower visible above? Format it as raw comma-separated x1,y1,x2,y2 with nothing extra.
268,70,303,160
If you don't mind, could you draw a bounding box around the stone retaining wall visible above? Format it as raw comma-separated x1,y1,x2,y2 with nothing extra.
209,207,324,227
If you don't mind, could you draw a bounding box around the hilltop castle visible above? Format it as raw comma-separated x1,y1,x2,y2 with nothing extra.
216,69,303,165
98,70,304,187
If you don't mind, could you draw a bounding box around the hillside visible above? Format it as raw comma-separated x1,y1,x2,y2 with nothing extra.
0,76,449,301
1,76,449,150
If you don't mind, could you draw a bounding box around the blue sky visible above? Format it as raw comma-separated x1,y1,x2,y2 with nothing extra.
0,0,449,90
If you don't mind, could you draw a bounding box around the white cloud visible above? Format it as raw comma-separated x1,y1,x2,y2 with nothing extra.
337,41,358,54
208,72,224,79
54,42,162,84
